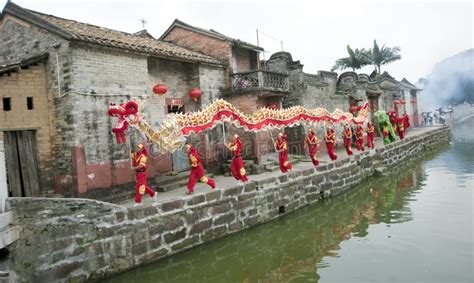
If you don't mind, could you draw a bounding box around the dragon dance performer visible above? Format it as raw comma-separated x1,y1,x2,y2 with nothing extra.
227,134,248,184
397,117,405,140
325,126,338,161
131,143,157,206
275,132,293,173
304,128,319,166
184,143,216,195
366,121,375,149
342,124,353,155
355,125,365,151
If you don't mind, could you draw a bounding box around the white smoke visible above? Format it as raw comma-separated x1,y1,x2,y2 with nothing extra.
417,49,473,111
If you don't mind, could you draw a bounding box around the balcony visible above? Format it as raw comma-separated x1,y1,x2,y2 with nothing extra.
230,70,290,94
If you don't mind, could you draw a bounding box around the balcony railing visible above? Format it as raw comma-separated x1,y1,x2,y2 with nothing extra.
231,70,289,93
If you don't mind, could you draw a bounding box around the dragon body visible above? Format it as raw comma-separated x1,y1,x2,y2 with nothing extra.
108,99,370,153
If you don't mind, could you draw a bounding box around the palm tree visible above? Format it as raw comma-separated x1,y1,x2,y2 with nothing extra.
370,40,401,74
331,45,371,72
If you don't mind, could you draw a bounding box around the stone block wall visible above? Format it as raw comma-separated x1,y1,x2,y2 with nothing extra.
3,127,450,282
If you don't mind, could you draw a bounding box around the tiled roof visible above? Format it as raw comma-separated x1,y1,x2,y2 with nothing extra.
2,2,226,66
0,53,48,74
400,78,422,90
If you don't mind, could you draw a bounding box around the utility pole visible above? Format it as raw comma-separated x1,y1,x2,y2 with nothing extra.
256,29,260,70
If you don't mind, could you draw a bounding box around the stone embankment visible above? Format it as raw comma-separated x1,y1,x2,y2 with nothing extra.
3,126,450,282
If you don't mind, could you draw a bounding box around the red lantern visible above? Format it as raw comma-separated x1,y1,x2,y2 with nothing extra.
188,88,202,101
267,103,278,110
152,84,167,95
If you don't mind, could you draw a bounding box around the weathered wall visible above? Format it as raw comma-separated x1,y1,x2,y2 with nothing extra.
3,127,450,282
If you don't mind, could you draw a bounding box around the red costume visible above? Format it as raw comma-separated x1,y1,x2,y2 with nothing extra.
228,136,248,182
366,122,375,149
186,145,215,194
397,118,405,140
304,129,319,166
275,134,293,173
343,125,353,155
131,144,156,204
355,126,365,151
325,128,338,161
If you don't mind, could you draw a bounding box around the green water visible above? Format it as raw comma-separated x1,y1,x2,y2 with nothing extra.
103,124,473,283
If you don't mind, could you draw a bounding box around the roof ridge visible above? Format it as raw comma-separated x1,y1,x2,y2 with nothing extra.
26,8,138,38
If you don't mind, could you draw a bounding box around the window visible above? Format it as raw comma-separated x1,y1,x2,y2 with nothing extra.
27,97,34,110
2,98,11,111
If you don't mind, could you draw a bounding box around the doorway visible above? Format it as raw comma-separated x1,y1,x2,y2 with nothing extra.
168,104,190,172
3,130,40,197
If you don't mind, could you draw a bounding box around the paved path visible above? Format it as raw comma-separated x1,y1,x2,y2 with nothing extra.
118,126,442,208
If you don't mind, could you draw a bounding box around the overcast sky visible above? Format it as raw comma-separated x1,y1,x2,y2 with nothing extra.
1,0,472,82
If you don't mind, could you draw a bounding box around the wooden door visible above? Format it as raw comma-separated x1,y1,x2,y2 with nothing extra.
3,130,40,197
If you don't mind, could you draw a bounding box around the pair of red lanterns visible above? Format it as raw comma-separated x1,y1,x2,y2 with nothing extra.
152,84,202,101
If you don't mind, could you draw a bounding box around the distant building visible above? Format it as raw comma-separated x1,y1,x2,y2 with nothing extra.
398,78,422,126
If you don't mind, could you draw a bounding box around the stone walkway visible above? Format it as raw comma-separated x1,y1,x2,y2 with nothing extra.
118,126,442,208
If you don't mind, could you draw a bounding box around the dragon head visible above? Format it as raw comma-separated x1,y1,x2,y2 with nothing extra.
107,101,139,144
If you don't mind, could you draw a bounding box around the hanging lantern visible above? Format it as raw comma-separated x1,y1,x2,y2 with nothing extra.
152,84,168,95
188,88,202,102
349,105,358,113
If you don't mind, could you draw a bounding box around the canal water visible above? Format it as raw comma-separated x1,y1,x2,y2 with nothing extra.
103,123,473,283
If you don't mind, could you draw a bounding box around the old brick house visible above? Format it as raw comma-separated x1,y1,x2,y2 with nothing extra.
160,19,290,163
0,2,227,200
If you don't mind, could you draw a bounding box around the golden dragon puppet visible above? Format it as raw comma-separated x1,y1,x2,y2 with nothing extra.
108,99,369,153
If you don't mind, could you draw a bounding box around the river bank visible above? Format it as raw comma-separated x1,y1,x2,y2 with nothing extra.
4,126,450,282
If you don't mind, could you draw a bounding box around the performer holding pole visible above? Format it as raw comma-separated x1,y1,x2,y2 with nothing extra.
325,126,338,161
366,121,375,149
355,125,365,152
275,132,293,173
184,143,216,195
304,128,319,166
227,134,248,185
131,143,157,206
342,124,353,156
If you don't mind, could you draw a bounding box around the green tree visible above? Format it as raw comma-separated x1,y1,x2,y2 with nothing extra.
370,40,401,74
331,45,371,72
